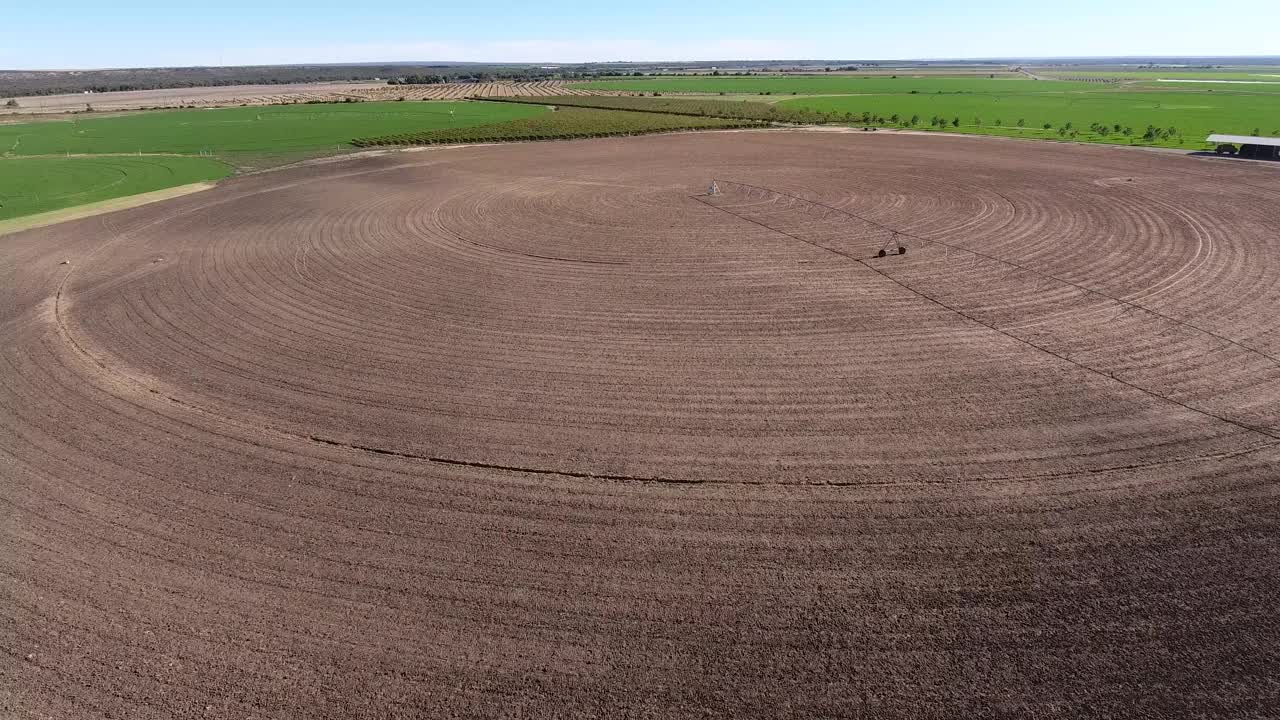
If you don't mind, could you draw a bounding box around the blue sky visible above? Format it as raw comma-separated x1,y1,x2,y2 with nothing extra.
4,1,1277,69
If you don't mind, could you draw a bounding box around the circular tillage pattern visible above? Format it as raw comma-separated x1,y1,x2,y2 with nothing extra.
4,132,1279,718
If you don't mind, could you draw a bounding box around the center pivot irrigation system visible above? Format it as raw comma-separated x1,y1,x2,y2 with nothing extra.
706,178,910,259
696,176,1280,442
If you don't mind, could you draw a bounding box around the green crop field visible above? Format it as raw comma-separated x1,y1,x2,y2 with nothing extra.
0,101,548,157
353,106,757,146
0,101,550,222
1040,67,1280,81
1132,80,1280,94
0,155,233,220
572,76,1099,95
571,75,1279,146
780,89,1280,147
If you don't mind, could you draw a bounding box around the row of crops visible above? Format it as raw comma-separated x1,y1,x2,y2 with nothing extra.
352,106,760,147
493,95,839,124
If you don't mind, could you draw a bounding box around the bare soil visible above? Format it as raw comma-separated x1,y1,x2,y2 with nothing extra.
3,131,1278,718
1,81,607,116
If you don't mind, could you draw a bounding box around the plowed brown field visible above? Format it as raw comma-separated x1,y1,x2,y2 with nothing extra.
4,132,1279,718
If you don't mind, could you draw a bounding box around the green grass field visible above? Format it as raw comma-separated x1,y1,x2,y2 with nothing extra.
1040,67,1280,81
1132,80,1280,94
780,90,1280,147
0,101,549,221
0,101,548,156
0,155,233,220
572,76,1098,95
353,106,757,146
572,75,1278,146
2,78,1274,224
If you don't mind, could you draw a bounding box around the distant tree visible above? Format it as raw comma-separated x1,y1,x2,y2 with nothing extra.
973,116,982,127
890,113,900,124
1064,121,1073,131
1123,126,1133,136
951,116,960,127
5,98,18,108
1113,123,1122,132
1253,127,1261,136
995,118,1003,126
1017,118,1026,127
1042,122,1052,130
910,114,920,126
1058,127,1067,136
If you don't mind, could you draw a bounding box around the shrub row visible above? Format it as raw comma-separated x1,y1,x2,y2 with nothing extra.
352,107,760,147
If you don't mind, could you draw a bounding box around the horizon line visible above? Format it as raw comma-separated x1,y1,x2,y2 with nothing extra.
6,54,1279,73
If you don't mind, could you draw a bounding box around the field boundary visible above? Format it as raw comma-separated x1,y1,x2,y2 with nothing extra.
0,181,217,237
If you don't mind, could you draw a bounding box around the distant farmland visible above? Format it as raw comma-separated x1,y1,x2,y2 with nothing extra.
353,106,757,146
570,75,1280,147
782,90,1280,147
0,101,548,221
0,101,548,156
573,76,1098,95
0,155,231,221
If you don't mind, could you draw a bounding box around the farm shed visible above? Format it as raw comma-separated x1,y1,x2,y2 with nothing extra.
1207,133,1280,160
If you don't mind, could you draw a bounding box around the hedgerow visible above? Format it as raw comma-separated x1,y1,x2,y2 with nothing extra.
352,106,759,147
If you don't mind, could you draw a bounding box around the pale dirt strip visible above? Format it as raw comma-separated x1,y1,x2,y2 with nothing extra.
0,182,216,237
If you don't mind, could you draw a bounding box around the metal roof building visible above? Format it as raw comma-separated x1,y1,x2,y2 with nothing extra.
1206,134,1280,146
1206,134,1280,159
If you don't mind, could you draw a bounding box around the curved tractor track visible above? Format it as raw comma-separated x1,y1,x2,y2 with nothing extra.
4,132,1279,719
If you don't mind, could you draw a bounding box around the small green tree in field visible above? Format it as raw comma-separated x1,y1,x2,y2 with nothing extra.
1017,118,1026,127
910,114,920,126
951,117,960,127
995,118,1003,126
1042,122,1052,130
974,116,982,127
